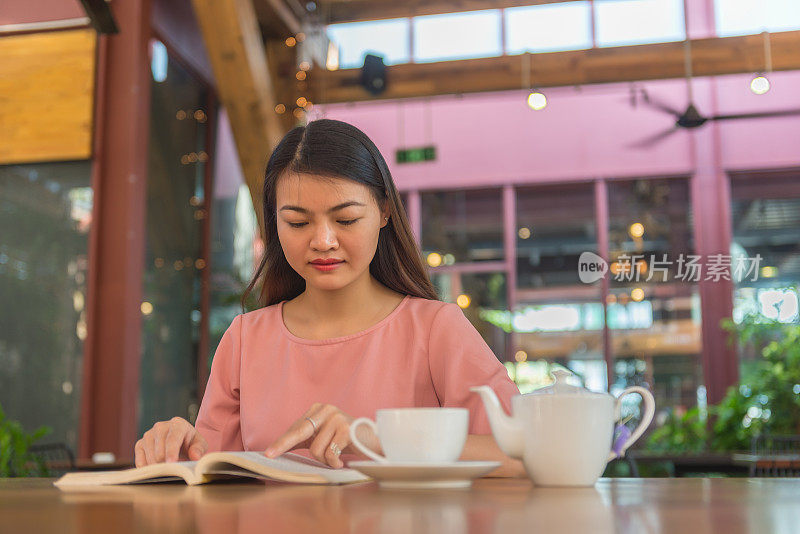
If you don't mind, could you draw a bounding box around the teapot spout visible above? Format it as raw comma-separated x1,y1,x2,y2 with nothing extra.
470,386,524,459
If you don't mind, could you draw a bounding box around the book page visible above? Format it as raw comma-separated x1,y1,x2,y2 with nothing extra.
197,451,370,485
54,462,198,487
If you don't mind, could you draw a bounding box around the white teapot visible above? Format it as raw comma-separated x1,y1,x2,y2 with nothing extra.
471,369,655,487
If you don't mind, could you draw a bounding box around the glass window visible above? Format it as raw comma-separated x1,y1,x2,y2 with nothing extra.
431,271,508,361
507,300,609,394
516,183,597,289
714,0,800,36
594,0,685,47
505,2,592,54
139,48,211,433
413,10,502,63
421,188,504,264
513,183,605,393
209,177,257,368
730,172,800,328
326,18,411,69
606,178,702,420
0,160,92,453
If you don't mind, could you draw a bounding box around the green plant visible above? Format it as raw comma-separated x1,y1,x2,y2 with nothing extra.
646,406,708,454
0,403,51,477
645,315,800,453
712,317,800,451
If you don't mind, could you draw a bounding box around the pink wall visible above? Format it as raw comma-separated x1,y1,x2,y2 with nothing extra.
315,70,800,192
0,0,84,25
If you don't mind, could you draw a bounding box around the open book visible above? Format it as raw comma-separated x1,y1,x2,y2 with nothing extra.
54,451,370,487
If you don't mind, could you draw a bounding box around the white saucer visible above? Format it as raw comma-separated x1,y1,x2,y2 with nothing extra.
347,461,501,489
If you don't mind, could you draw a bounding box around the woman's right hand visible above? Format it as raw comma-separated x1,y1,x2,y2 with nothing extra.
134,416,208,467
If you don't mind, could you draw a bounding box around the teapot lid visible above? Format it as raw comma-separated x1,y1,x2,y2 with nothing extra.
530,369,606,397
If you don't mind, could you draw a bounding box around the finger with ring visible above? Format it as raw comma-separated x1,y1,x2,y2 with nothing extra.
305,416,319,433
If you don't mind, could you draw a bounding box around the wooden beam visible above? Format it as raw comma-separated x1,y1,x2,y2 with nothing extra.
309,30,800,103
321,0,571,24
253,0,303,36
191,0,288,229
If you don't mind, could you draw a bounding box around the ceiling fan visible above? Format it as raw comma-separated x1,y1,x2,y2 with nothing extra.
631,31,800,148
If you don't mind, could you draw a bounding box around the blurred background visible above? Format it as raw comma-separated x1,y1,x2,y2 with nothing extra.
1,0,799,472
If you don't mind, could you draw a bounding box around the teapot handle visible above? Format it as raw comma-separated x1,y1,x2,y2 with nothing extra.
606,386,655,462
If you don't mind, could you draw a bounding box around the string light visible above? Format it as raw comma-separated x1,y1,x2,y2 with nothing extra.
296,71,307,81
76,321,87,340
275,104,286,114
629,222,645,238
285,36,296,47
751,31,772,95
750,76,770,95
73,291,84,312
426,252,443,267
527,92,547,111
518,227,531,239
631,288,645,302
760,266,778,278
514,350,528,363
456,294,471,308
523,52,547,111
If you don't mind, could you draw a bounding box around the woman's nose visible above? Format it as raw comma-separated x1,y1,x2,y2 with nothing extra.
310,222,338,250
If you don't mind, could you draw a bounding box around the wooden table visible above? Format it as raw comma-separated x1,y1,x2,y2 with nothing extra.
2,477,799,533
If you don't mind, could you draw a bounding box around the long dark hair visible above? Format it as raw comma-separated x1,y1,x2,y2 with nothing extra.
242,119,438,309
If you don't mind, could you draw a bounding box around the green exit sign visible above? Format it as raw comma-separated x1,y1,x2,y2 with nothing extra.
396,146,436,164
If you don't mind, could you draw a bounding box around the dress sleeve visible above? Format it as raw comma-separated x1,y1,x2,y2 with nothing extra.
194,315,245,451
428,303,520,434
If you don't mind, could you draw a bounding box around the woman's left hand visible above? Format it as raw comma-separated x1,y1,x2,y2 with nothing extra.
264,403,356,468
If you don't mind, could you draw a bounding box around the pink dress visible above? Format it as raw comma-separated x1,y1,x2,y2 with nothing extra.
194,295,520,457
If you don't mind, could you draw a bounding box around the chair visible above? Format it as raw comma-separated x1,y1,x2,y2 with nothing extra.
28,442,76,477
749,434,800,477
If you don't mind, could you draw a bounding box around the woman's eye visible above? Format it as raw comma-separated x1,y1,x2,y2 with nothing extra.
287,222,307,228
338,219,359,226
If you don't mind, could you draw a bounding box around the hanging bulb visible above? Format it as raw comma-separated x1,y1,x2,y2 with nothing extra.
750,75,770,95
527,91,547,111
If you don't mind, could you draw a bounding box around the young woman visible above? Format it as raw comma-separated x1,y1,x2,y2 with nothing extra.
134,119,523,476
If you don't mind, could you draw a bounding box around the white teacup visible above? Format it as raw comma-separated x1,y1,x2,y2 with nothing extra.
349,408,468,464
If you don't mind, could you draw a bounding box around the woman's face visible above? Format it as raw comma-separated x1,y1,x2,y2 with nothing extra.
276,173,389,292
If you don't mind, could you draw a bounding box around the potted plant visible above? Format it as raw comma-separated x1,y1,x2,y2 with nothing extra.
0,403,51,477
